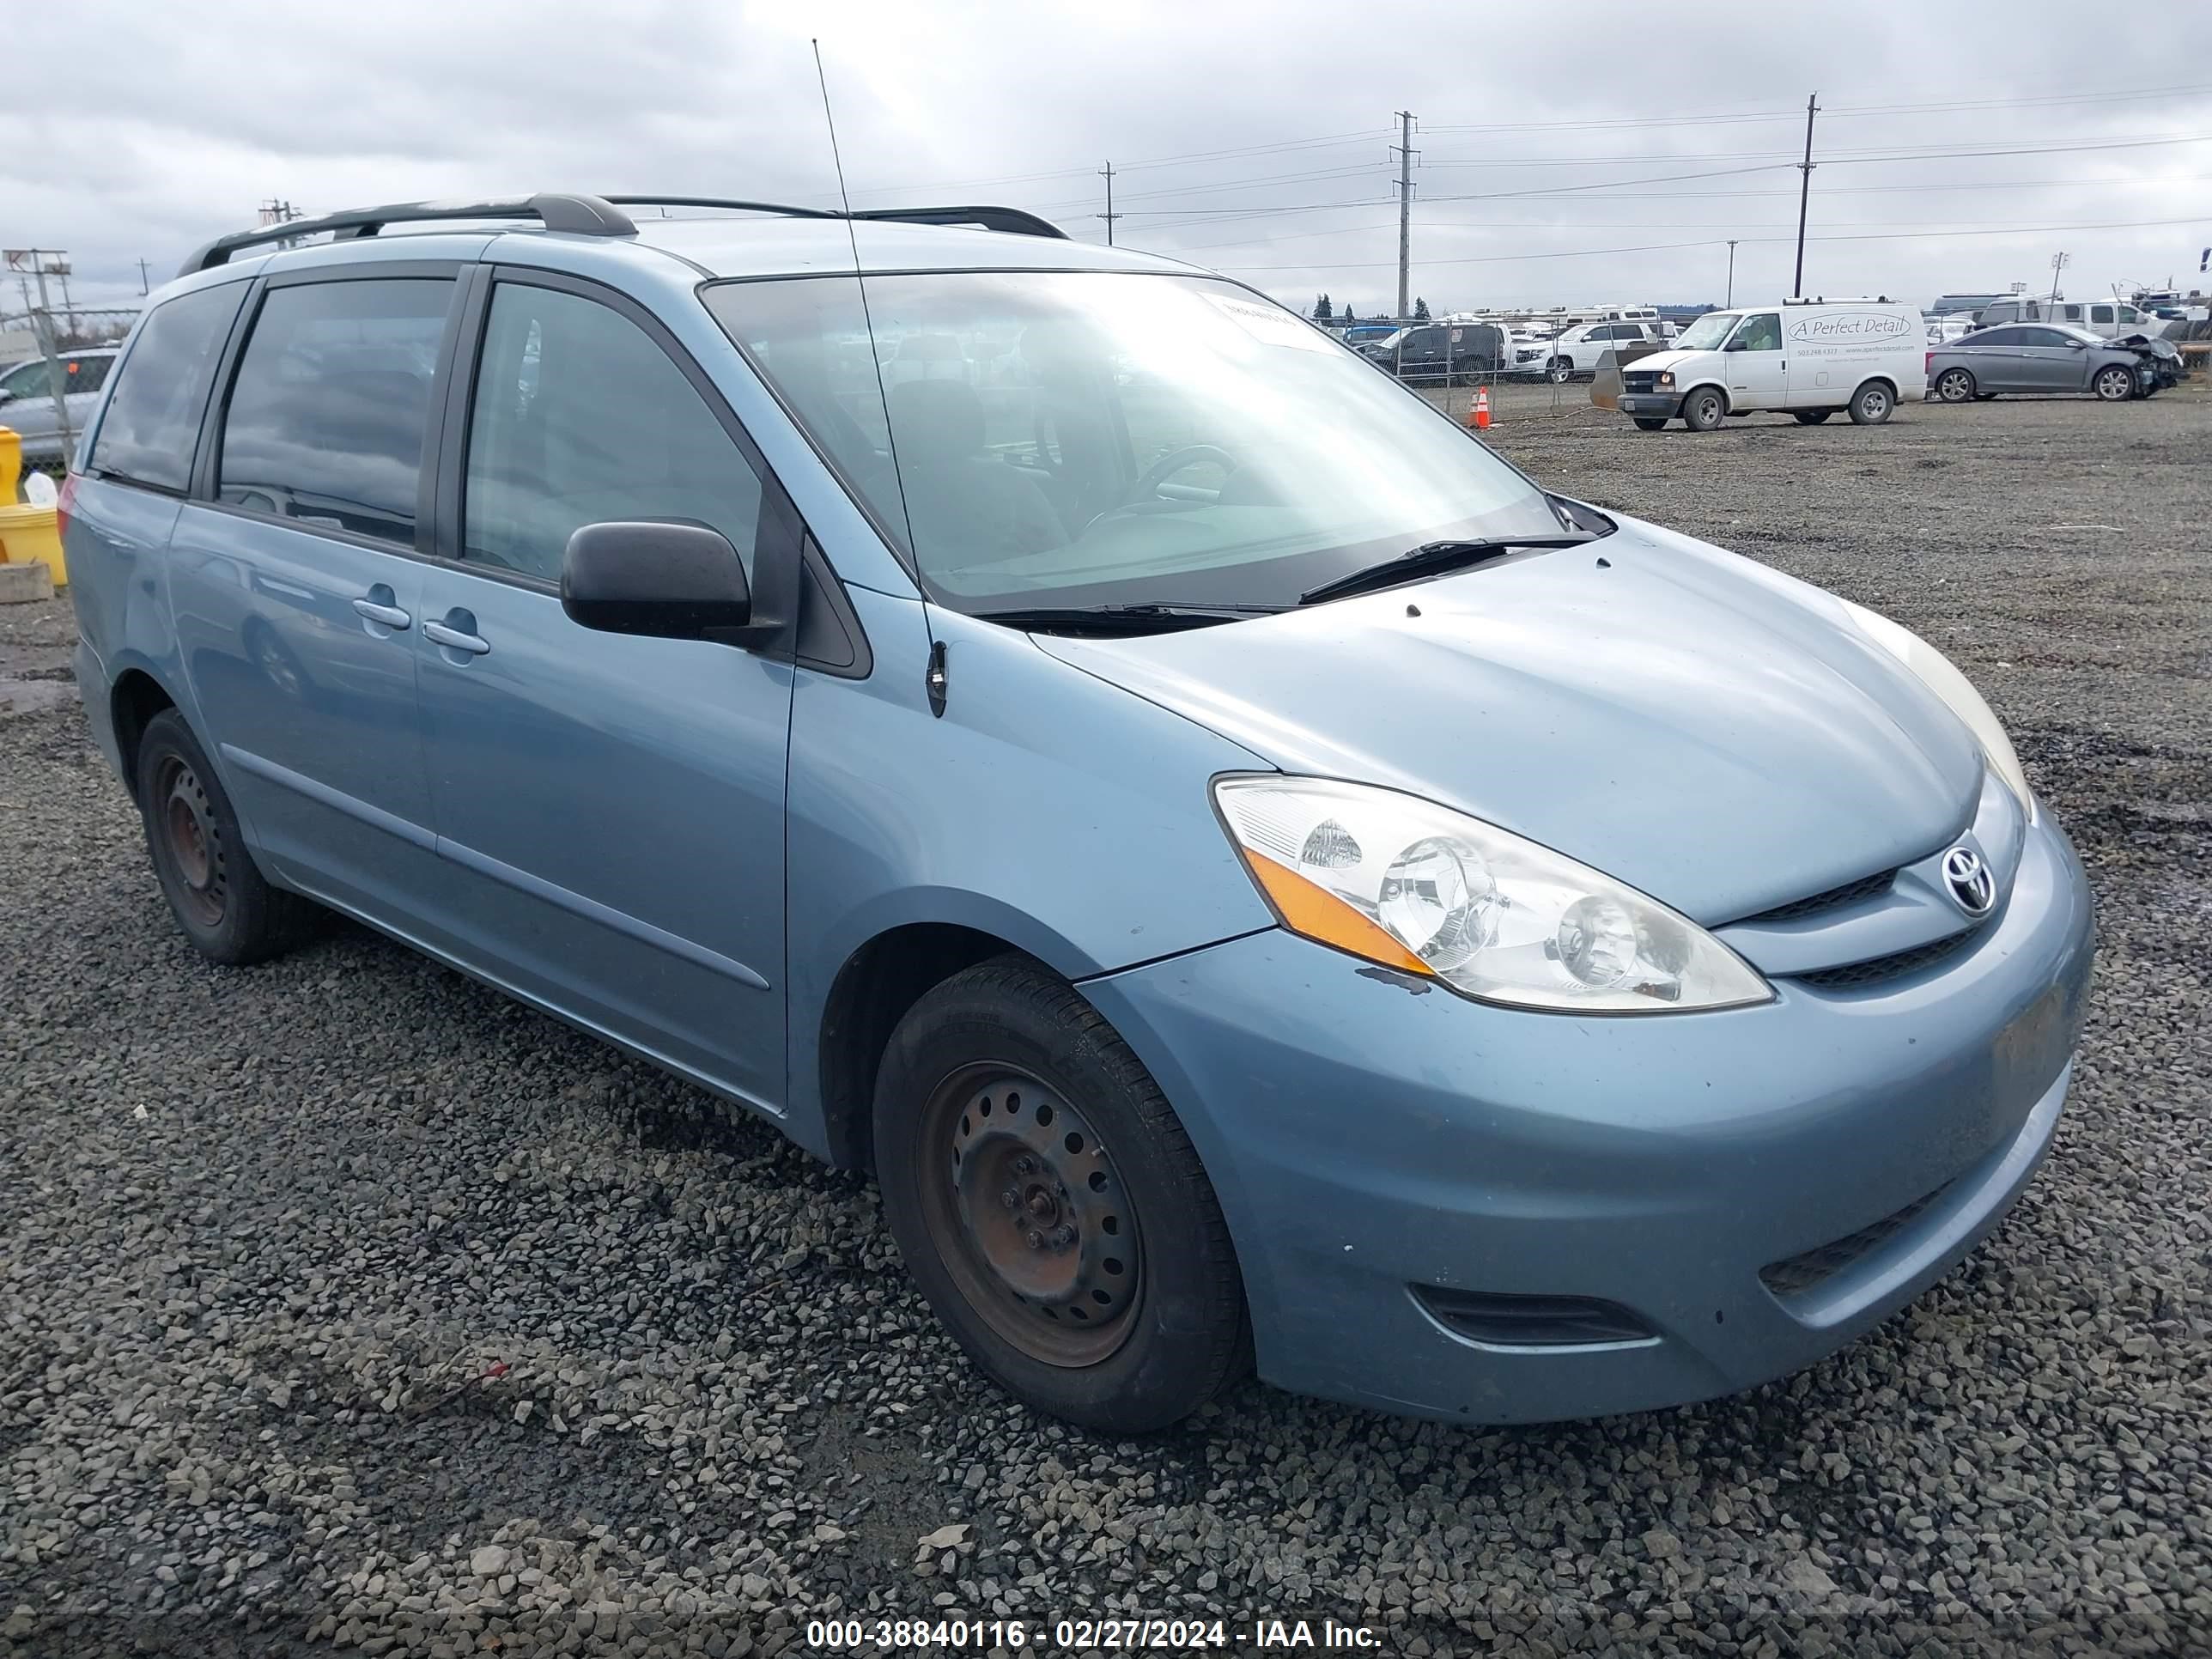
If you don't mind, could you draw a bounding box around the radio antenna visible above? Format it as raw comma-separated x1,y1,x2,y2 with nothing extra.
811,39,937,708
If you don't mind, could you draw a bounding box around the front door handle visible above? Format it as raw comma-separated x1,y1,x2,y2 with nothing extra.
423,617,491,656
352,593,411,629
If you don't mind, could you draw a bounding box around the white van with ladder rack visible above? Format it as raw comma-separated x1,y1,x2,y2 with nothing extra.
1613,296,1926,432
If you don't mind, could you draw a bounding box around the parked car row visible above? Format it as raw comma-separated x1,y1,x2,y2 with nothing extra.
0,345,118,468
1604,298,2184,432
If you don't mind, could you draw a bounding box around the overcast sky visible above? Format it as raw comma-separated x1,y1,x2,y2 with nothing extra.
6,0,2209,320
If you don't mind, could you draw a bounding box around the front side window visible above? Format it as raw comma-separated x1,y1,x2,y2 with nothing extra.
462,284,763,584
1730,313,1782,352
2090,305,2115,324
707,271,1560,613
218,279,453,544
87,284,246,490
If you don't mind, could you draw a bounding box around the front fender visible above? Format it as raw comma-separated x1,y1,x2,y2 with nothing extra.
782,585,1278,1139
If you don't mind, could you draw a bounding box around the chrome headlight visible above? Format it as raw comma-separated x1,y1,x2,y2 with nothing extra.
1839,599,2033,815
1212,777,1771,1014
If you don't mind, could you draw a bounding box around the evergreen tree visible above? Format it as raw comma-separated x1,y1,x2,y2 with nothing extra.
1342,305,1357,323
1413,297,1431,321
1314,294,1334,321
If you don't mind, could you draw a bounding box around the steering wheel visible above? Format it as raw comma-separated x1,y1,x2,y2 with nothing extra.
1131,443,1237,501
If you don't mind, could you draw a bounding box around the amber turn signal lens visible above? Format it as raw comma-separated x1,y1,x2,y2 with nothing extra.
1238,848,1434,978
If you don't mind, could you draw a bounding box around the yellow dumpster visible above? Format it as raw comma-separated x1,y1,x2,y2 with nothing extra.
0,426,66,589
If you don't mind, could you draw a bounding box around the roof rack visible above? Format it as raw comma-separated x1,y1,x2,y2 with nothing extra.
179,191,1066,276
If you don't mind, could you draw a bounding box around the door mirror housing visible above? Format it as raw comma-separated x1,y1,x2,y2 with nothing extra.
560,520,772,646
1722,337,1747,353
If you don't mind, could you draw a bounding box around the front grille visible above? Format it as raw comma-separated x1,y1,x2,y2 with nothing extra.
1623,371,1658,392
1760,1182,1956,1300
1791,929,1973,990
1740,867,1898,926
1412,1287,1655,1347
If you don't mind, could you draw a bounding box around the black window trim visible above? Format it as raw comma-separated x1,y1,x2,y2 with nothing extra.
81,282,255,498
188,258,468,559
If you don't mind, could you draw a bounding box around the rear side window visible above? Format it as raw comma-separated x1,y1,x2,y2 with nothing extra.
218,278,453,546
2090,305,2115,324
86,284,246,491
461,283,763,583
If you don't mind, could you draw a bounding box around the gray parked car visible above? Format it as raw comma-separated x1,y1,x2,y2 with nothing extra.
0,345,118,468
1927,325,2146,404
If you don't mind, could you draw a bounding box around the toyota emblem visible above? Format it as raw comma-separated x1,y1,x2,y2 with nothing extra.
1942,846,1996,917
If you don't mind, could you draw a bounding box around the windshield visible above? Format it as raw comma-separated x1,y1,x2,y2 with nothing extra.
705,271,1561,612
1669,312,1740,351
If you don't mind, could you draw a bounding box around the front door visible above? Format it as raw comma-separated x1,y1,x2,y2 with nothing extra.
167,271,456,928
412,271,797,1112
2016,327,2092,392
1723,311,1788,410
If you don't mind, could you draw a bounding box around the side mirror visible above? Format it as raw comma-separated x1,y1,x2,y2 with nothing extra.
0,389,15,405
560,520,770,646
1723,337,1748,352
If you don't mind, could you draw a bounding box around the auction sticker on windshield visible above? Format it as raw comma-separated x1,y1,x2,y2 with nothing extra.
1205,289,1336,351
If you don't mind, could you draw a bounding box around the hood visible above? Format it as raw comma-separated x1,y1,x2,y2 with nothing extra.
1034,516,1984,924
1621,347,1701,374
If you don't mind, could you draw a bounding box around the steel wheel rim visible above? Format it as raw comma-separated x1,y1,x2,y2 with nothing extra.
920,1064,1142,1368
1692,392,1722,425
155,755,226,929
1861,388,1890,418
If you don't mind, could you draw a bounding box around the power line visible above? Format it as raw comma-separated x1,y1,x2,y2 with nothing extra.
1215,215,2211,273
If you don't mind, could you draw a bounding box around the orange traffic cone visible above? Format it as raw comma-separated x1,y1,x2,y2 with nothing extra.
1468,386,1492,430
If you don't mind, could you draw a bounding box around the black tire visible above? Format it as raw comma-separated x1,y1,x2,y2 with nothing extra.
134,708,321,965
1791,410,1834,424
1847,380,1895,424
1632,416,1668,432
1935,368,1976,403
1680,386,1727,431
873,955,1249,1433
1546,357,1571,384
2092,364,2136,402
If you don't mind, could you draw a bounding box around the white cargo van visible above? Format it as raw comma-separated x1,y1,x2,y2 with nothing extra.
1613,298,1926,431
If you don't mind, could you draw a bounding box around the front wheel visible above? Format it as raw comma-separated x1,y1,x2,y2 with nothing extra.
873,957,1249,1433
1680,386,1727,431
1848,381,1894,424
1546,357,1571,384
1791,409,1833,424
1632,416,1668,432
2093,364,2136,402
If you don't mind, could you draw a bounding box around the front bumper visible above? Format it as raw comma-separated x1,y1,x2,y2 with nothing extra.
1617,392,1680,416
1083,807,2094,1422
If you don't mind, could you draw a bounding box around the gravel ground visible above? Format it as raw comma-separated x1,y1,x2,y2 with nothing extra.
3,386,2209,1658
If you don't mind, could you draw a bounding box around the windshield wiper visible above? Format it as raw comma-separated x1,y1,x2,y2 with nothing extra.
1299,536,1596,605
970,601,1289,635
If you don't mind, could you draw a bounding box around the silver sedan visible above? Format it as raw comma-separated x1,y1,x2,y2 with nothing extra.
1928,325,2146,403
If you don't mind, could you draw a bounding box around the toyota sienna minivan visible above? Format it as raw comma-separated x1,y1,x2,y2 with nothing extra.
64,194,2094,1433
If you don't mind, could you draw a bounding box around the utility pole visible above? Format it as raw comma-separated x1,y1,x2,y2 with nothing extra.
1791,92,1819,299
5,249,77,463
1097,162,1120,247
2047,250,2069,308
137,258,151,296
1392,111,1417,322
1725,240,1738,308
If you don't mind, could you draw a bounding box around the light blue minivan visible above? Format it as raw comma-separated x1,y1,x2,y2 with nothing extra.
64,194,2094,1432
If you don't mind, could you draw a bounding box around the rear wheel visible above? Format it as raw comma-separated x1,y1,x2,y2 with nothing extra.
1935,368,1976,403
1681,386,1727,431
2093,364,2136,402
873,956,1249,1433
1632,416,1668,432
1848,381,1894,424
134,709,321,964
1791,410,1833,424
